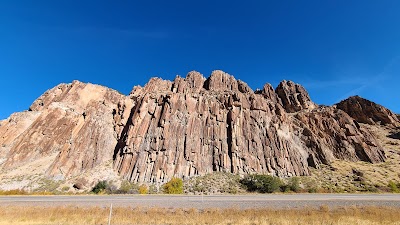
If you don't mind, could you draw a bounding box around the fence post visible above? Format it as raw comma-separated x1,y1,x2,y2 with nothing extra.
108,203,113,225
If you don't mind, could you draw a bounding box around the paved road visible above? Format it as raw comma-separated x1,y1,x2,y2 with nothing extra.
1,194,400,209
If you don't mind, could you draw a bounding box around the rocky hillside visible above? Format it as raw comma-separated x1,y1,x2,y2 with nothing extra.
336,96,399,126
0,70,397,190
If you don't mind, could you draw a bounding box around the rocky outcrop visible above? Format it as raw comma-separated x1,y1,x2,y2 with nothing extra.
336,96,399,126
112,71,385,183
294,107,385,165
255,83,282,105
0,70,389,188
0,81,131,181
276,80,316,113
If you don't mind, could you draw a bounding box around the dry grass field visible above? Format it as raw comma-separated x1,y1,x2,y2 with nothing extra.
0,205,399,225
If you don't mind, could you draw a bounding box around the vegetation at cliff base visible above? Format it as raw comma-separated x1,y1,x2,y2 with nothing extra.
240,174,282,193
91,180,108,194
163,177,183,194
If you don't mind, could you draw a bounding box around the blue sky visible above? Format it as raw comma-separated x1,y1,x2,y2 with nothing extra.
1,1,399,120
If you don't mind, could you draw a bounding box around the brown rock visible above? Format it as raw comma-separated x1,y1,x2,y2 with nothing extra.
184,71,206,92
113,72,385,183
0,71,389,188
203,70,252,93
276,80,316,113
256,83,282,104
336,96,399,126
294,107,385,165
1,81,131,181
143,77,173,93
171,71,207,94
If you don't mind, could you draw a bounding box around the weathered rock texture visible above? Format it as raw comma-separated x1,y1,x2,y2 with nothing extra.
336,96,399,126
276,80,317,113
0,81,131,181
0,70,390,187
111,70,385,183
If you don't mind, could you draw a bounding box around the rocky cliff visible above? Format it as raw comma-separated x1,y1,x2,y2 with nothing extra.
0,70,393,188
336,96,399,127
0,81,131,189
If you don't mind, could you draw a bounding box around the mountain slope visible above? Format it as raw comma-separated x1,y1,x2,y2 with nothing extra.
0,70,394,190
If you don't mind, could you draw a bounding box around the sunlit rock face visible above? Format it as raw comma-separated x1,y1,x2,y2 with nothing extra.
336,95,400,127
0,71,388,185
112,70,385,183
0,81,131,180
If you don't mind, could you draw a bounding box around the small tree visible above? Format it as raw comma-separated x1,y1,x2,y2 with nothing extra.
92,180,108,194
163,177,183,194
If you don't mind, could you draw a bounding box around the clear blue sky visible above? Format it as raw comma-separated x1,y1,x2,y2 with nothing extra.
1,1,399,120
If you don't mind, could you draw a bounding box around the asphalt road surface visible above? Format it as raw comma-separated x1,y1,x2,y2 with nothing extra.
1,194,400,209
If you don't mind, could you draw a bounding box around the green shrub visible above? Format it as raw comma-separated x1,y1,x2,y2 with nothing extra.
33,178,61,194
308,187,318,193
388,181,399,193
119,180,131,193
61,186,70,192
240,174,282,193
117,180,138,194
92,180,108,194
138,184,148,194
163,177,183,194
148,184,158,194
288,177,301,192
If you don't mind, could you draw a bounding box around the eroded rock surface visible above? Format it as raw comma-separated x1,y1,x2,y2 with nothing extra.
0,81,131,182
113,71,385,183
0,71,389,188
336,96,399,126
276,80,316,113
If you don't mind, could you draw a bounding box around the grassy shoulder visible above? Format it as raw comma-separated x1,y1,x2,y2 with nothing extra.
0,205,399,225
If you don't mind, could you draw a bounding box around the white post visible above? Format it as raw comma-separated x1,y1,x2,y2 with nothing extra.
108,203,113,225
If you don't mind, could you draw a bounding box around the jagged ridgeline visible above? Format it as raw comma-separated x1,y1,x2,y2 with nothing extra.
1,70,397,185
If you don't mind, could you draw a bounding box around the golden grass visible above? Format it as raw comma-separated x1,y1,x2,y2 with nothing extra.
0,205,399,225
0,189,27,195
0,189,60,196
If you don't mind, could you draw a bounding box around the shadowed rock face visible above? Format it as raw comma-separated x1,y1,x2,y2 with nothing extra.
0,71,388,185
336,96,399,126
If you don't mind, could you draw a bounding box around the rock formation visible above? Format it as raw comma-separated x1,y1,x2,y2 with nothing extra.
336,96,399,126
0,81,131,182
0,70,390,188
112,70,385,183
275,80,316,113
